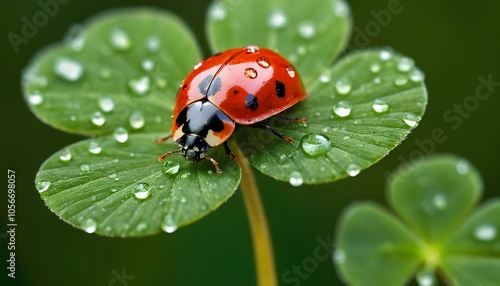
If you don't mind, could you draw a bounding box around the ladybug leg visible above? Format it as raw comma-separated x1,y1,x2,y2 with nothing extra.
224,142,238,161
154,135,173,143
158,148,181,162
204,154,222,174
252,124,294,143
276,113,307,123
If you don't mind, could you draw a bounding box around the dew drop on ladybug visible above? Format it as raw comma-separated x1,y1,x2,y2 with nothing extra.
156,46,307,174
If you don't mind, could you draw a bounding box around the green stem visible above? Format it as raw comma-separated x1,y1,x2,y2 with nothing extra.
234,145,277,286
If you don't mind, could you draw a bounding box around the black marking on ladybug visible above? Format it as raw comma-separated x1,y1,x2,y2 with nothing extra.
275,80,286,98
233,89,239,95
245,94,259,111
198,74,222,97
182,84,188,90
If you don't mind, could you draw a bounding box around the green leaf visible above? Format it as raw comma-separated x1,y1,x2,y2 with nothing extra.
444,199,500,255
335,203,422,286
388,155,483,244
22,8,201,136
234,50,427,184
206,0,352,85
441,256,500,286
35,133,241,237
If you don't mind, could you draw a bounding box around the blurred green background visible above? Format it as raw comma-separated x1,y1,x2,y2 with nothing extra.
2,0,499,285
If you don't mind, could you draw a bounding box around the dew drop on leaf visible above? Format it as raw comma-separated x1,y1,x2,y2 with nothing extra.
410,69,425,82
333,247,346,264
370,63,381,74
473,223,497,241
141,59,155,72
379,49,393,61
162,160,180,175
129,111,145,129
346,163,361,177
36,181,51,193
289,171,304,187
128,76,151,96
319,70,331,83
335,78,352,95
415,269,436,286
136,222,147,232
146,36,160,53
397,57,414,72
332,1,349,17
268,9,288,29
301,133,331,156
88,141,102,154
110,28,131,51
432,192,447,210
162,214,178,233
372,99,389,113
133,183,151,200
59,148,72,162
91,111,106,126
298,22,316,39
113,127,129,143
53,57,84,82
80,164,91,172
28,91,43,106
394,75,408,86
403,113,420,127
456,160,470,174
333,100,352,117
209,2,227,21
98,97,115,112
65,24,85,52
82,218,97,234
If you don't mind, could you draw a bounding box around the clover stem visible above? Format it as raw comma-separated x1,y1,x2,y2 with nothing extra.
234,145,277,286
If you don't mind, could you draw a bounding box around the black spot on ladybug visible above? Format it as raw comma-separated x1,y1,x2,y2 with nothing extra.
177,101,229,138
182,84,187,90
275,80,286,98
233,89,239,95
245,94,259,111
198,75,222,97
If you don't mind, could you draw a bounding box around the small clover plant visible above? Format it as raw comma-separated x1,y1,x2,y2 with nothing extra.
335,155,500,286
23,0,427,284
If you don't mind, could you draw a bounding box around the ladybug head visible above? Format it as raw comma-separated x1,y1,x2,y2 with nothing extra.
175,134,211,162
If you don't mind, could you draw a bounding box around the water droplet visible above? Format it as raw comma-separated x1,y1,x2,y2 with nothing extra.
403,113,420,127
146,36,160,52
193,61,203,70
111,188,118,193
141,59,154,71
98,97,115,112
246,45,259,53
82,218,97,234
432,192,447,210
162,214,178,233
134,183,151,200
110,28,131,51
373,77,381,84
257,57,270,68
298,22,316,39
416,269,436,286
370,63,381,73
80,164,91,172
128,76,150,96
372,99,389,113
91,111,106,126
209,2,227,21
301,133,331,157
54,57,84,81
319,70,331,83
333,1,349,16
162,160,180,175
28,91,43,106
180,197,187,203
456,160,470,174
333,100,352,117
410,69,425,82
70,115,77,121
245,68,258,79
268,9,287,29
136,222,147,232
289,171,304,187
346,163,361,177
129,111,145,129
59,148,72,162
379,49,393,61
335,78,352,95
394,75,408,86
397,57,414,72
473,223,497,241
65,24,85,51
36,181,51,193
155,78,168,89
113,127,129,143
88,141,102,154
286,66,296,78
333,248,346,264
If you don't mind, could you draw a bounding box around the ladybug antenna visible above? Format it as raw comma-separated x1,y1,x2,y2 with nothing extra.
158,148,182,162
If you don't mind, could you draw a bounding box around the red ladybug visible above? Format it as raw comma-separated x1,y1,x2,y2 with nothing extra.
156,46,307,173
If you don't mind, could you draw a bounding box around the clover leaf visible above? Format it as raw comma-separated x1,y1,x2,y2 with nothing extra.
23,0,427,237
335,155,500,286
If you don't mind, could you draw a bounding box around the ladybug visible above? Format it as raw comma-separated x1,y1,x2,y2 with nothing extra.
156,46,307,173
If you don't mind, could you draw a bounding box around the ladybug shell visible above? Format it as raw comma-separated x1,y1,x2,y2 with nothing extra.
172,46,307,147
